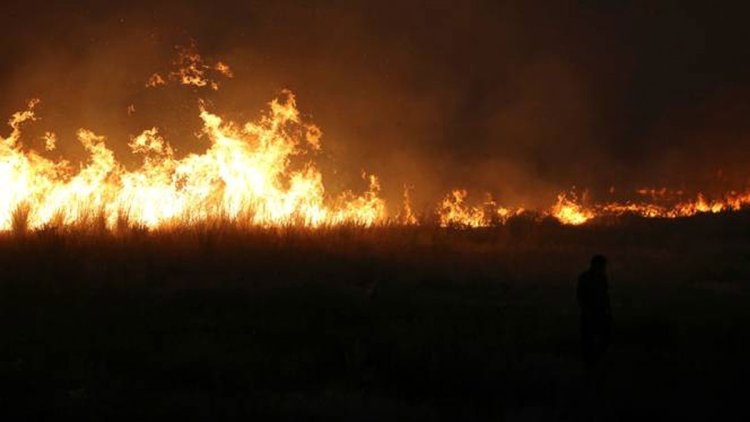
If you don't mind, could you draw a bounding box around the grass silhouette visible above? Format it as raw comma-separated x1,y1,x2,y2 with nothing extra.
0,212,749,419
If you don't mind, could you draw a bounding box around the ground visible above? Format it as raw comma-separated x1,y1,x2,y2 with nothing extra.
0,214,748,420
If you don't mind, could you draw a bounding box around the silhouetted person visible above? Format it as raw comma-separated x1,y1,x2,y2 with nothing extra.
577,255,611,370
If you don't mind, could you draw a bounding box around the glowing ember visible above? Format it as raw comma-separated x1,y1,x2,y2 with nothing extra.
146,42,232,91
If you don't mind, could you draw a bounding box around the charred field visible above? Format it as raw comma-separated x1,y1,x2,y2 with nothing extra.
0,213,749,420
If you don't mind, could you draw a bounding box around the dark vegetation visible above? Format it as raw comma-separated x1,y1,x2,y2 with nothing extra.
1,213,749,420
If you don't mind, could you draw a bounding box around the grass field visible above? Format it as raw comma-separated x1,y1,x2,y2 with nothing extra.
0,214,749,420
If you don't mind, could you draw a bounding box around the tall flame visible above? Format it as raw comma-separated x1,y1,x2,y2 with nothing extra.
0,93,386,231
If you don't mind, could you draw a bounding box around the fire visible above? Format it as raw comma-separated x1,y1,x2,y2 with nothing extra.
439,190,486,228
145,73,166,88
595,190,750,219
438,190,523,227
4,88,750,231
0,93,386,231
146,42,232,90
549,192,595,225
42,132,57,152
433,187,750,228
3,43,750,232
4,89,750,232
397,186,419,225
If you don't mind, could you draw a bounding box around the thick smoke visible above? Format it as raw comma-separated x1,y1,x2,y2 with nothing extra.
2,0,750,213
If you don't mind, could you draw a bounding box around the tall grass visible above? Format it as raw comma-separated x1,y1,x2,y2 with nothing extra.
11,202,31,235
1,208,749,291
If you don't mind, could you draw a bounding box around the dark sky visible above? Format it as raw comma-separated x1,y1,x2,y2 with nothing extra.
3,0,750,209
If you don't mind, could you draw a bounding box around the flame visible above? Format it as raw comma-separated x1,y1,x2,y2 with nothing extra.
214,61,234,78
549,192,595,225
439,190,486,227
549,189,750,223
0,92,386,231
438,190,523,227
397,185,418,225
42,132,57,151
146,42,232,91
4,44,750,232
433,186,750,227
146,73,166,88
594,190,750,219
4,93,750,232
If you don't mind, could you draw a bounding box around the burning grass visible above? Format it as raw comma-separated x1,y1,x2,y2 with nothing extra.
3,86,750,232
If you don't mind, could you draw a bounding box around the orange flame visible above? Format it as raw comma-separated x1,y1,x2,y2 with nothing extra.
3,45,750,232
397,185,419,225
549,192,595,225
146,42,233,91
434,187,750,227
0,93,386,231
438,190,523,227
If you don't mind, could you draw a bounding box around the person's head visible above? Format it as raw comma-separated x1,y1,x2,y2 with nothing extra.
590,254,607,273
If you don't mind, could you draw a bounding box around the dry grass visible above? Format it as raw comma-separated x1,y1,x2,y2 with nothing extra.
0,211,749,419
2,209,750,290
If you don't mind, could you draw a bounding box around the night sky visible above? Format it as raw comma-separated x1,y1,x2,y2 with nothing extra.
3,1,750,209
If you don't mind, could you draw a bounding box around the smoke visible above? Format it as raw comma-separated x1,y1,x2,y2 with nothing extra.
3,0,750,213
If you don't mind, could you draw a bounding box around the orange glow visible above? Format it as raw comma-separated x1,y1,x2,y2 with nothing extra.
146,73,166,88
3,45,750,232
439,190,487,228
146,42,232,91
4,91,750,232
434,187,750,228
398,186,419,225
549,192,594,225
438,190,523,227
0,93,386,231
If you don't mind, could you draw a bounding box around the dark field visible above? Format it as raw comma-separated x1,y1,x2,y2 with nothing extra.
1,214,749,420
